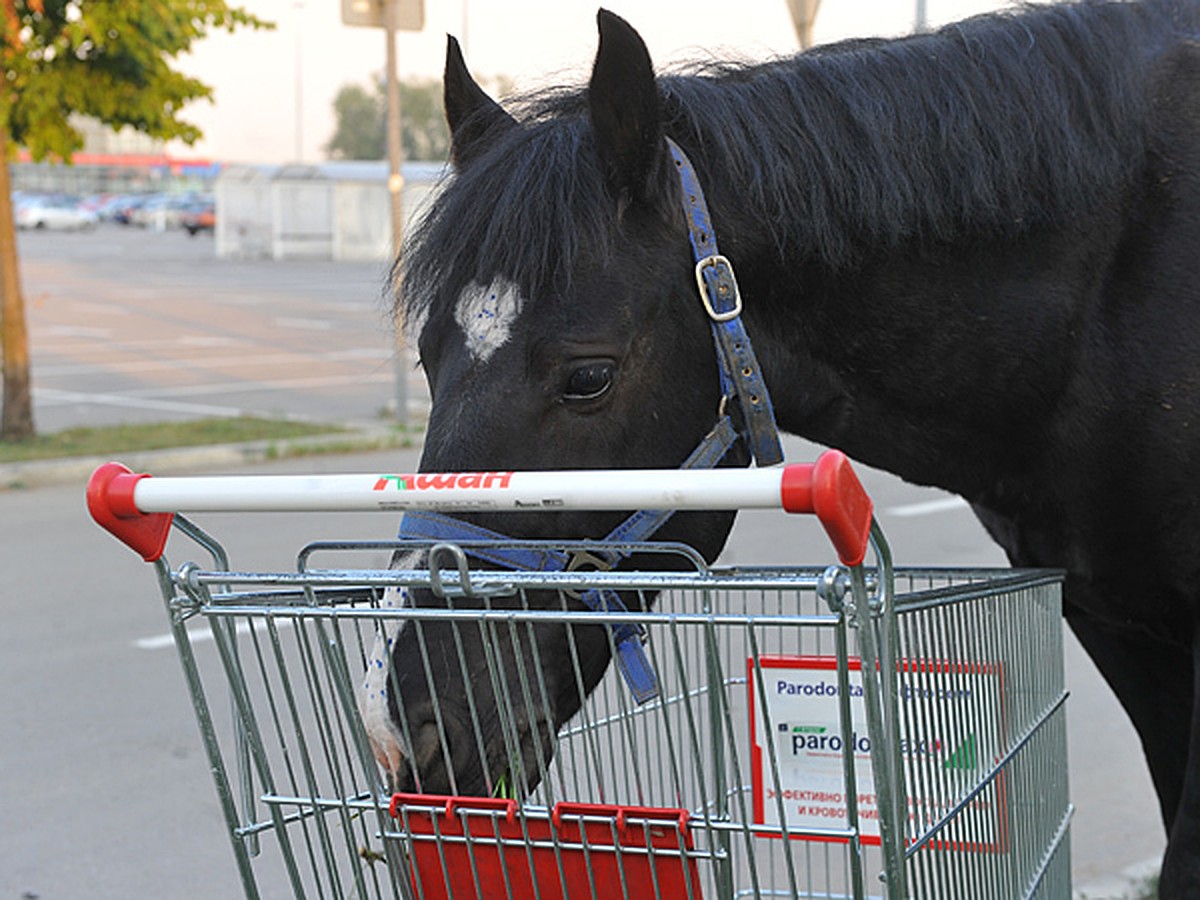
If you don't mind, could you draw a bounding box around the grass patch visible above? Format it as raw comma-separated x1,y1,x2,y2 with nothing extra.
1131,873,1160,900
0,417,348,464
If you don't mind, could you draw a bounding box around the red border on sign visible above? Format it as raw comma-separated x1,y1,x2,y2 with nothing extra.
747,654,1007,852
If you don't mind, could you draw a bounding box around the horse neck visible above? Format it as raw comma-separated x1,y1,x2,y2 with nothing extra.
737,218,1114,500
663,5,1157,496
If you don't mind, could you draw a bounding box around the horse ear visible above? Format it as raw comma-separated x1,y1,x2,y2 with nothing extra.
444,34,517,168
588,9,665,209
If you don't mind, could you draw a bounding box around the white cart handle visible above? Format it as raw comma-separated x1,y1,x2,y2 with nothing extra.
87,452,873,566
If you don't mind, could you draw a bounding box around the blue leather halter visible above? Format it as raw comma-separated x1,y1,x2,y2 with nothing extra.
399,139,783,704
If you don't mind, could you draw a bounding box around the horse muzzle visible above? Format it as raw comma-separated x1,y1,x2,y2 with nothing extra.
388,702,558,800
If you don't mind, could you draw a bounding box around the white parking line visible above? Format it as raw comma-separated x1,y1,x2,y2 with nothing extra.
884,496,969,518
273,316,334,331
118,371,392,398
179,336,246,348
35,348,392,377
42,325,113,339
34,371,392,411
134,617,295,650
33,387,247,416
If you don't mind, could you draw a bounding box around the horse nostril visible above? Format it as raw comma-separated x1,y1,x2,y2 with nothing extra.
398,709,555,800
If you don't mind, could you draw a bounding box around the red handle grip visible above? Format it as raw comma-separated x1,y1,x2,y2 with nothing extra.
86,462,173,562
780,451,873,567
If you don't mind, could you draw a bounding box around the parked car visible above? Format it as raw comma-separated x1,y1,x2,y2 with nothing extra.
131,193,200,231
15,195,99,231
180,197,216,236
105,194,150,224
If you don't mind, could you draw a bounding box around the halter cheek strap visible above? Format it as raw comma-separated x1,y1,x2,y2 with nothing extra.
396,139,782,704
667,137,784,468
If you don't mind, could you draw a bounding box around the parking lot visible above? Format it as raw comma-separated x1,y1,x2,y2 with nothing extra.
16,223,425,435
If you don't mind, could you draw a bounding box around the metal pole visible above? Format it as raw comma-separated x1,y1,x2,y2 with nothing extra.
785,0,821,49
915,0,928,32
384,0,409,424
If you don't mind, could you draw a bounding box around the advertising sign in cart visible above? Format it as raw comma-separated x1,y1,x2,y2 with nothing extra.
749,655,1004,846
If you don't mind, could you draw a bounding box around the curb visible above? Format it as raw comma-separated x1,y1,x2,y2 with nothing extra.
0,425,420,491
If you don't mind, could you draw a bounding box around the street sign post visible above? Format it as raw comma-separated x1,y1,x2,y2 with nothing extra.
339,0,425,424
340,0,424,31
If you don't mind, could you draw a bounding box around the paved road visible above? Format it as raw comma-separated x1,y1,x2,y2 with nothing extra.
17,225,425,433
1,229,1165,897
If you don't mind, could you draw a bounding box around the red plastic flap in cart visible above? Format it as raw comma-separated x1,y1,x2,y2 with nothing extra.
780,450,873,567
388,793,703,899
86,462,174,562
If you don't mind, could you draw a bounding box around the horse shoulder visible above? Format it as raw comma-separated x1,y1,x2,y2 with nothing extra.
1072,38,1200,521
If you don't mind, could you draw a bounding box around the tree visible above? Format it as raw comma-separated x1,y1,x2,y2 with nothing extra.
397,79,450,163
0,0,268,440
324,77,451,163
326,83,386,160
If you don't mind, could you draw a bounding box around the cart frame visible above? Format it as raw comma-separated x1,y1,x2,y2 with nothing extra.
88,457,1071,899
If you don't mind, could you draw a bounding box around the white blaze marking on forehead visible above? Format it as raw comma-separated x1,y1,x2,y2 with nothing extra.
454,277,526,363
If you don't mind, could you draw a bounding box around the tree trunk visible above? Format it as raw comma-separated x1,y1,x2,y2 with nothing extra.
0,125,34,440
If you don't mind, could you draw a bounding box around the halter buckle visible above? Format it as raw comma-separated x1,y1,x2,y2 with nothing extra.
562,549,614,600
695,255,744,322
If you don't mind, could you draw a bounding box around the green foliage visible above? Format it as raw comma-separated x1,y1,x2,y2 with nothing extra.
398,78,448,162
324,77,451,162
327,82,384,160
0,0,269,441
1,0,271,160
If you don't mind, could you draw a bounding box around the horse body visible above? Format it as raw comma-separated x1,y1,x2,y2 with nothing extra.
709,17,1200,887
747,76,1200,882
384,1,1200,891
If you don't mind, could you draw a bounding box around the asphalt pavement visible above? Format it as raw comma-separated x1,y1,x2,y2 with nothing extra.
16,224,424,434
1,228,1166,898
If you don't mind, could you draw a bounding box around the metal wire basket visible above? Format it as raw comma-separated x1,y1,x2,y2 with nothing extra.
88,458,1070,899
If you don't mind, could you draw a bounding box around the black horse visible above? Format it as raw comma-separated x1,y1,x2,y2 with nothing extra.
373,1,1200,892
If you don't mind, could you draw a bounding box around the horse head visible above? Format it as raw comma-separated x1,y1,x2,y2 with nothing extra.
374,11,753,797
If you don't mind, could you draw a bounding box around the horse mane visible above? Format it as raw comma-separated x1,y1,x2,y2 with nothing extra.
660,0,1185,266
399,0,1189,332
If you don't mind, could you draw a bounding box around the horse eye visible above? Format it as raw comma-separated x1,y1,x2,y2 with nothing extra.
563,361,615,402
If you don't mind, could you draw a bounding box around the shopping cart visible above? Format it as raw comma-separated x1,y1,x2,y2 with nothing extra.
87,453,1071,899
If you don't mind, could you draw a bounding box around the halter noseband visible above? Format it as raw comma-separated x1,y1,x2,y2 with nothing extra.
399,139,783,704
